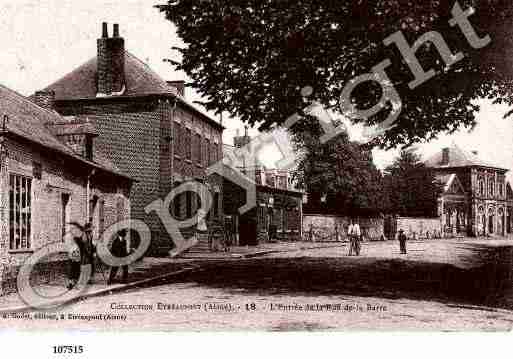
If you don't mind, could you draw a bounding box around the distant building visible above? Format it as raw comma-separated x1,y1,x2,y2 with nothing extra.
0,83,133,295
33,23,224,255
223,129,303,245
425,144,513,237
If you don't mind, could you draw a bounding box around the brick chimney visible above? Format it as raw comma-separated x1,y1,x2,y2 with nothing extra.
34,90,55,110
97,22,126,96
48,119,99,161
442,147,450,165
167,80,185,97
234,127,251,148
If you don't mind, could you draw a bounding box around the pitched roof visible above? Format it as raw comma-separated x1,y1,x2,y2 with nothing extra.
424,143,505,170
36,51,223,130
0,83,133,180
39,52,177,100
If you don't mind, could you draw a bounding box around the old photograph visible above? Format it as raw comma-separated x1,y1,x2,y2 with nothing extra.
0,0,512,335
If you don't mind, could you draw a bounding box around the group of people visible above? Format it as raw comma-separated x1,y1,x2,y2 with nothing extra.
67,223,131,289
346,219,408,256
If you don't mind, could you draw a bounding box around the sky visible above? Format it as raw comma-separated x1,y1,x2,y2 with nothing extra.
1,0,513,182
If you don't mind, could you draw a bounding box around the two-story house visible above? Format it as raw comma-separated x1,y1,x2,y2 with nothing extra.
425,143,513,237
223,129,303,246
33,23,224,255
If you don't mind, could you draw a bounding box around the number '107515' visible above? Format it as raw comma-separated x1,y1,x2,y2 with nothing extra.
53,346,84,354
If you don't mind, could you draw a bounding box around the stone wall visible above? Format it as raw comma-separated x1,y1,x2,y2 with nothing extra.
396,217,443,239
303,215,385,241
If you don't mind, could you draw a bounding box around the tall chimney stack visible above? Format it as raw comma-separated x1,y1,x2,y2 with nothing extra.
234,127,251,148
167,80,185,97
97,22,126,96
34,90,55,111
442,147,450,166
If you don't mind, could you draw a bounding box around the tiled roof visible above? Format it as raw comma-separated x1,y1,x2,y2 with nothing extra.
424,143,504,170
0,83,133,180
36,51,223,130
39,52,177,100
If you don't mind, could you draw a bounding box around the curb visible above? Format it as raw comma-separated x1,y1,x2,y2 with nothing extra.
181,243,346,260
0,265,200,314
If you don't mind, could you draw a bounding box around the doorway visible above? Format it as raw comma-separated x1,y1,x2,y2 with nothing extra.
488,210,494,234
239,209,257,246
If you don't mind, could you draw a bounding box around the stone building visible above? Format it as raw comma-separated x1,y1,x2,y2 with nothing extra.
223,131,303,245
0,83,133,294
33,23,224,254
425,144,513,237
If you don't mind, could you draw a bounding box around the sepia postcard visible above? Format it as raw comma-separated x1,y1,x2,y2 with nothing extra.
0,0,513,340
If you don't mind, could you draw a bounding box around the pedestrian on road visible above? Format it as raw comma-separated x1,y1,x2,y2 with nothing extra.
67,235,83,289
67,222,95,288
347,219,361,256
83,222,96,283
108,229,129,285
398,229,407,254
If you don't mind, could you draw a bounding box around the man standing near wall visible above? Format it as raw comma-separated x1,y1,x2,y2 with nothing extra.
398,229,407,255
348,219,361,256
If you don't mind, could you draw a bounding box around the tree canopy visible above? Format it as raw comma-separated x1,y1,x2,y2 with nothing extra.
159,0,513,148
292,123,386,216
383,149,442,217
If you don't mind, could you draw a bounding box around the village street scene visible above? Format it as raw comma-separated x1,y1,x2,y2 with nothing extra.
0,1,513,332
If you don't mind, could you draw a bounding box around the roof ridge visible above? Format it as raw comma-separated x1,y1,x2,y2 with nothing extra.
0,82,132,180
0,82,61,120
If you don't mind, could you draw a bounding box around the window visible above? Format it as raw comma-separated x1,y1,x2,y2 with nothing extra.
196,134,202,164
499,182,504,197
489,180,495,197
479,179,484,196
212,143,218,164
173,122,181,156
213,192,219,217
186,128,192,160
173,193,181,219
205,139,210,166
61,194,70,239
33,161,42,180
266,174,276,188
186,191,192,218
9,174,32,250
206,141,210,167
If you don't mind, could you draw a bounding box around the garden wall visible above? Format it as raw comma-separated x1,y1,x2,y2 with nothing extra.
303,214,385,242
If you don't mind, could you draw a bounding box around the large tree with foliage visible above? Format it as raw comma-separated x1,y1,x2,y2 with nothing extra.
383,149,442,217
292,123,386,216
159,0,513,148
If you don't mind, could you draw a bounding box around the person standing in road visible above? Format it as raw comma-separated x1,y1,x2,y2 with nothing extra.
108,229,129,284
347,219,361,256
347,220,354,255
83,222,96,284
398,229,407,254
353,219,362,256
